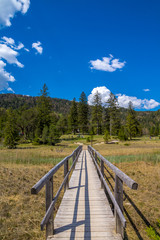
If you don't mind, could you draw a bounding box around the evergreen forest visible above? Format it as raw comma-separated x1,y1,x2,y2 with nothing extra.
0,84,160,148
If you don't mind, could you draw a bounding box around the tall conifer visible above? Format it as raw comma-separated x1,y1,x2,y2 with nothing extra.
68,98,78,134
106,92,121,136
78,92,89,134
91,91,102,135
37,84,51,136
4,109,19,148
126,101,140,139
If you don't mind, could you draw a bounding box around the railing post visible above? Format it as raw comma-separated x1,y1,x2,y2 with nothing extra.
95,152,97,163
101,159,104,188
72,152,75,169
45,176,53,238
114,174,124,238
64,158,69,191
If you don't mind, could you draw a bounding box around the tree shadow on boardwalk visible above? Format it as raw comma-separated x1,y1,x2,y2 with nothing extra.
54,151,91,240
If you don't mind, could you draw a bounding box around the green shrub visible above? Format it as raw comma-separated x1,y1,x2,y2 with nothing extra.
86,137,90,142
103,130,110,143
118,127,128,141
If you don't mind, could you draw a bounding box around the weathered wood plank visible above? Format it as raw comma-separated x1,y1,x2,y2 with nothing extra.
48,150,122,240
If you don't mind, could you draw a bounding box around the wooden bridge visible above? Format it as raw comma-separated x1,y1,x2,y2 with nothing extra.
31,146,138,240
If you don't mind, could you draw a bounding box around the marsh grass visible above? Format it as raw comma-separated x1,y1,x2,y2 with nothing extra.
0,143,77,240
0,143,77,165
105,152,160,164
1,137,160,240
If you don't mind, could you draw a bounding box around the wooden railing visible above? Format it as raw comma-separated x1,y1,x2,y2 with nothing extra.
31,145,82,239
88,145,138,238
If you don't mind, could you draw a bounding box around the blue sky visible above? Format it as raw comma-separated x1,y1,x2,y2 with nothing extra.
0,0,160,110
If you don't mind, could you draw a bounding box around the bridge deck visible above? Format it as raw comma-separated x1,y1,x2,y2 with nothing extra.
48,150,122,240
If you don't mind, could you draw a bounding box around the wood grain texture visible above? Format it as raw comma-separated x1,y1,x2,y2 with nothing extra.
48,150,122,240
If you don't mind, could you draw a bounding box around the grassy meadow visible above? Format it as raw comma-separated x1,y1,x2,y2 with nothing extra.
0,135,160,240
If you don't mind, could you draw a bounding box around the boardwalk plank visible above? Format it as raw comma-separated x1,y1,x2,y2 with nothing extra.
48,150,122,240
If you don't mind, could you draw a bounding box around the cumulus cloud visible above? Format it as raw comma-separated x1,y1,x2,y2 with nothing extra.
88,86,111,105
32,41,43,54
117,94,160,110
0,60,15,91
0,0,30,28
7,87,15,93
143,89,150,92
0,36,43,92
89,54,126,72
88,86,160,110
0,36,26,92
1,36,24,51
0,42,24,67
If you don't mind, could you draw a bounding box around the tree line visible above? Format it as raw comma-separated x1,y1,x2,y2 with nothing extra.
0,84,159,148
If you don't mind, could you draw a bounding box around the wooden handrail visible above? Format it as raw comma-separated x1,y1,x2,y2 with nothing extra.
88,145,138,189
31,145,82,239
88,145,138,238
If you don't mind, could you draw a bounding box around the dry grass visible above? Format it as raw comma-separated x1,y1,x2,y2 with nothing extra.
94,140,160,156
120,161,160,240
0,143,77,165
95,141,160,240
0,138,160,240
0,143,76,240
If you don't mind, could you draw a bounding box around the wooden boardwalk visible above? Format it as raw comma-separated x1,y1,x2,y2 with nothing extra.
48,150,122,240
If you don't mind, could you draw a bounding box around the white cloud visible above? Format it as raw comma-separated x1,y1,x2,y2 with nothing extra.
0,43,24,67
143,89,150,92
88,86,111,105
118,94,160,110
7,87,15,93
88,86,160,110
0,60,15,91
1,36,24,50
32,41,43,54
0,0,30,28
0,36,25,92
24,48,30,52
89,54,126,72
2,36,15,45
15,42,24,50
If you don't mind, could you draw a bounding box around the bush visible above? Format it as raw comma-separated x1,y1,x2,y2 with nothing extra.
103,130,110,144
118,127,128,141
49,124,61,146
32,137,40,145
86,137,90,142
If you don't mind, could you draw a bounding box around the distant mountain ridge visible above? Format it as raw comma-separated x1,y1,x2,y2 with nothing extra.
0,94,72,115
0,94,160,131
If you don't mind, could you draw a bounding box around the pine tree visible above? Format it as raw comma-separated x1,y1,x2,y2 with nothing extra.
126,101,140,140
42,125,49,144
57,115,68,135
17,107,38,140
37,84,51,136
78,92,89,134
49,124,61,145
103,130,110,143
4,109,19,148
91,91,103,135
106,92,121,136
154,124,159,136
68,98,78,134
118,126,128,141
